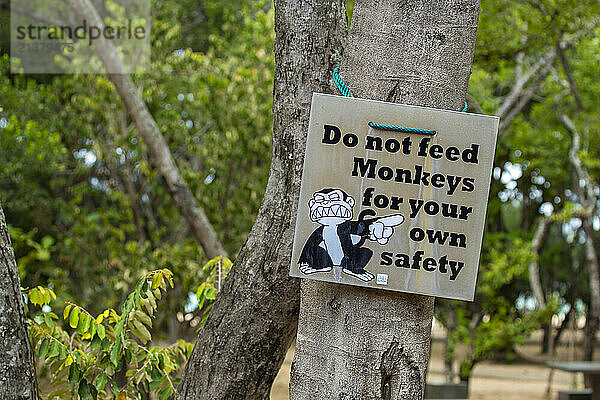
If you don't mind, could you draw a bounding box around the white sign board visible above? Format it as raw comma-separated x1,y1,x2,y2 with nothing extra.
290,93,499,301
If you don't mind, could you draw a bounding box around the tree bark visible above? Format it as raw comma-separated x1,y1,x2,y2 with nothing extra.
0,205,38,399
64,0,226,259
290,1,480,399
175,1,347,398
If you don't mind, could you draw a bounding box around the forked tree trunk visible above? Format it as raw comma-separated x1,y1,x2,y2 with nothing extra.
176,1,348,398
290,1,480,398
0,204,38,399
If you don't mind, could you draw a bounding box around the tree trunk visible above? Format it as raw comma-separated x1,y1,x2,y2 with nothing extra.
583,218,600,361
175,1,348,398
0,205,38,399
444,303,457,383
541,323,551,354
528,217,552,354
290,1,480,399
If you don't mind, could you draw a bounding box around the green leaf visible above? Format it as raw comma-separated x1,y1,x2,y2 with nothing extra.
91,334,102,349
97,323,106,340
164,272,174,288
101,338,111,352
47,340,60,358
110,338,122,367
132,319,151,344
29,289,42,306
63,304,72,320
43,312,54,328
147,293,157,310
141,298,153,315
68,364,80,383
36,248,50,261
42,287,52,304
76,314,88,335
134,310,152,327
151,272,162,290
148,378,164,391
41,235,54,249
205,287,216,300
58,343,68,360
89,320,97,339
70,307,80,329
114,318,125,338
93,372,107,391
158,386,173,400
38,338,50,359
47,311,59,319
78,379,91,400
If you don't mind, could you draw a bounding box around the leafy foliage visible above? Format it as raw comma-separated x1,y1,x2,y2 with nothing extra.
0,0,273,338
196,256,233,328
439,233,559,380
26,270,192,400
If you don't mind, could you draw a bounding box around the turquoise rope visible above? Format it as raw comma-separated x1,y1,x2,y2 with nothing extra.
332,67,352,97
332,67,468,135
367,122,436,135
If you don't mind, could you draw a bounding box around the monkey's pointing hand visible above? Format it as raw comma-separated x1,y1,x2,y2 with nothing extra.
368,214,404,245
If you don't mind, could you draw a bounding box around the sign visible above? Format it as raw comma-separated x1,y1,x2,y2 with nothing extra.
289,93,499,301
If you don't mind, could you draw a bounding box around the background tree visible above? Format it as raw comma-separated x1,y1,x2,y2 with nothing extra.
437,0,600,383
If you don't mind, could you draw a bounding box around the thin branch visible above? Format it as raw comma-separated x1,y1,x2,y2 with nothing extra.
497,51,555,120
556,38,584,110
529,217,552,309
563,113,596,213
497,16,600,134
499,60,553,135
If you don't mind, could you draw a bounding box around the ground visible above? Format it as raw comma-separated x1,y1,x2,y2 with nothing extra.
270,328,589,399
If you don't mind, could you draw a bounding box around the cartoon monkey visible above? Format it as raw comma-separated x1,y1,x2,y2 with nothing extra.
298,188,404,282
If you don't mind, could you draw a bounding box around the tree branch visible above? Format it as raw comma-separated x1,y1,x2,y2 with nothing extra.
556,37,584,110
497,16,600,135
563,113,596,213
497,51,555,121
529,217,552,309
499,60,553,135
63,0,226,259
